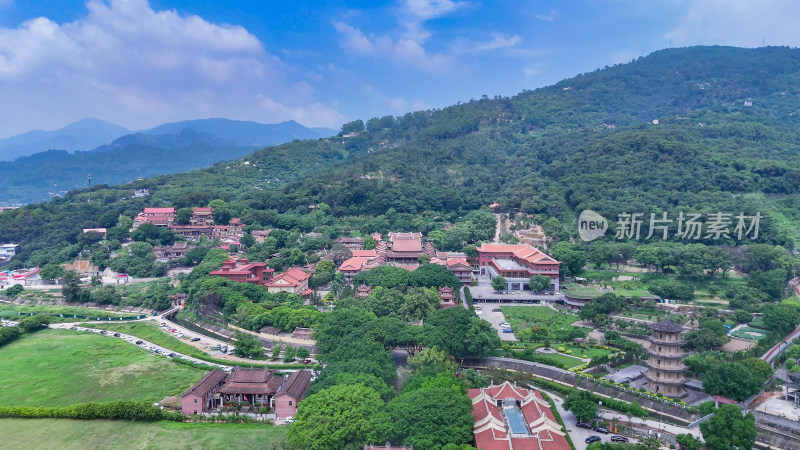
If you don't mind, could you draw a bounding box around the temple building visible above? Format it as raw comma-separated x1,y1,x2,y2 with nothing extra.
645,318,688,398
476,244,561,291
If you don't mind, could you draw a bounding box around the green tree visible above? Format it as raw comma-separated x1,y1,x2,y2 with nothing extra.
684,328,725,350
287,384,391,450
387,388,474,449
176,207,192,225
407,346,458,377
701,362,763,401
491,276,507,292
550,241,586,277
362,235,377,250
4,284,23,297
700,404,757,450
675,433,703,450
564,390,598,422
61,270,82,302
39,263,65,283
528,274,551,292
234,331,262,357
763,303,800,334
307,372,395,402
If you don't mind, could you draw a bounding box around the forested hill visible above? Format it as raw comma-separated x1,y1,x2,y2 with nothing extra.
2,45,800,264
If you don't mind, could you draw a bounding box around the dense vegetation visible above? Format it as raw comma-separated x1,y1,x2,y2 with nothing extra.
4,47,800,274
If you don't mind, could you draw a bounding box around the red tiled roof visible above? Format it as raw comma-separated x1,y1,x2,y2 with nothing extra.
193,207,214,213
266,267,310,287
218,382,277,395
392,239,422,252
351,250,377,258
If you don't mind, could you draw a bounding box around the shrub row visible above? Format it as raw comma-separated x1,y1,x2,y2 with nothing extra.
526,376,648,418
0,401,183,421
463,286,474,311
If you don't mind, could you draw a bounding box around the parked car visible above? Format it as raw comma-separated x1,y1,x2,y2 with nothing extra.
585,436,601,444
113,333,121,337
474,305,482,310
168,353,176,358
99,330,107,335
135,340,143,345
285,417,295,424
611,436,629,443
69,326,77,330
191,337,201,342
502,328,514,333
491,308,501,312
576,422,593,430
216,344,222,350
594,426,610,434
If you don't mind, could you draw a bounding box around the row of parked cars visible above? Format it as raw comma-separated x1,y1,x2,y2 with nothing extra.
577,422,630,444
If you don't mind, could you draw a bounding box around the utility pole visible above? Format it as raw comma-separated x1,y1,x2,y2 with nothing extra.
88,174,92,203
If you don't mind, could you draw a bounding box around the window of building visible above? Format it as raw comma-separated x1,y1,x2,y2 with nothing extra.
194,399,197,404
289,401,293,406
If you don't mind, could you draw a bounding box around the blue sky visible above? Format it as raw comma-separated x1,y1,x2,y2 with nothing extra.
1,0,798,137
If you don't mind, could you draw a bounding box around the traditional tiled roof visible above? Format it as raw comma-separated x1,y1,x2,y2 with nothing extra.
276,370,312,400
193,207,214,214
468,381,570,450
650,318,684,333
351,250,377,258
229,367,271,383
182,369,227,398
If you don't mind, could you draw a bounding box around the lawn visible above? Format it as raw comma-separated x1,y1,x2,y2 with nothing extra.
501,305,581,332
0,419,287,450
0,304,136,323
561,283,606,298
0,329,206,407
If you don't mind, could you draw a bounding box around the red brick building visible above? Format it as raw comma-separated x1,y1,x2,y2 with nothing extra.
476,244,561,291
209,258,275,286
190,207,215,226
273,370,313,418
468,381,570,450
181,369,227,415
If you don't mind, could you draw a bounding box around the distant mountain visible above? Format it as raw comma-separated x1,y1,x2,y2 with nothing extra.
0,118,129,161
0,118,340,204
141,118,337,146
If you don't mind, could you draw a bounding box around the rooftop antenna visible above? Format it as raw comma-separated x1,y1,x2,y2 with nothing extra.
88,174,92,203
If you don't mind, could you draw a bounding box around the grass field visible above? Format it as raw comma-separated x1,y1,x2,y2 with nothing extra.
0,304,134,323
561,283,605,298
0,419,287,450
0,329,206,407
501,305,581,331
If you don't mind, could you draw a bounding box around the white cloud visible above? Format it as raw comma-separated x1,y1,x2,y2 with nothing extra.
403,0,469,21
666,0,800,47
0,0,343,135
333,21,455,73
475,34,522,52
534,9,559,22
523,64,543,77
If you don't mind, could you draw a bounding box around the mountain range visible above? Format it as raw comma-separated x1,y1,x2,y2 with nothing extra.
0,118,336,204
2,45,800,263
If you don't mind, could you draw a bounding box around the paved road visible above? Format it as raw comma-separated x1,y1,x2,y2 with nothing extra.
48,322,233,370
476,305,517,341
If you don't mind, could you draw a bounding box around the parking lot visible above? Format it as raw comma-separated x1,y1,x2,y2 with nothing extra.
475,305,517,341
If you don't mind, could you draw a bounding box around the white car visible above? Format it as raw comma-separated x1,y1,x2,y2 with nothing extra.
285,417,295,424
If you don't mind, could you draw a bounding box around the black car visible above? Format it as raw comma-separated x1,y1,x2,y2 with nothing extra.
594,426,610,434
135,340,143,345
585,435,601,444
576,422,593,430
99,330,107,335
191,337,201,342
69,326,77,330
113,332,121,337
611,436,629,443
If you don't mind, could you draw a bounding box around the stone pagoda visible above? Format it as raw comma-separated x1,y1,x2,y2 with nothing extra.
645,318,688,398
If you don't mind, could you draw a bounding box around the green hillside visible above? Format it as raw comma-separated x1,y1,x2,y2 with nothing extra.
2,46,800,266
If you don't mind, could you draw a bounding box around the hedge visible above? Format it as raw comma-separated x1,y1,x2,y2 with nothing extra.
0,401,183,421
464,286,474,311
